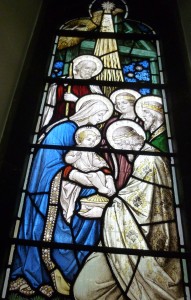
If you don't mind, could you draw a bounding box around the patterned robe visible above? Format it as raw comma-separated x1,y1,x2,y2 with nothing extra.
103,143,183,299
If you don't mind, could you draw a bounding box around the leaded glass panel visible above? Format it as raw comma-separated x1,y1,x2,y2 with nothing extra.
2,1,190,299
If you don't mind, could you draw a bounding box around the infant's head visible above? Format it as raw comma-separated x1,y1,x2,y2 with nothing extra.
75,126,101,147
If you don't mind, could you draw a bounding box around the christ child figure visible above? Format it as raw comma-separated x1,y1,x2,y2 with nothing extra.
65,126,115,196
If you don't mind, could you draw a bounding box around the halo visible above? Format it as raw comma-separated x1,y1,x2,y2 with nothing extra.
75,126,101,146
106,120,146,149
89,0,128,19
76,94,114,123
110,89,141,105
73,55,103,77
135,96,163,119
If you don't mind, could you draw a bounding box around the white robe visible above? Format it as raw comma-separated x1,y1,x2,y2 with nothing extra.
103,143,183,299
41,83,103,127
73,143,184,300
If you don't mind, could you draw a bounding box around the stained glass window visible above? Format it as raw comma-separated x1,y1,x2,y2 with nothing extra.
2,1,190,299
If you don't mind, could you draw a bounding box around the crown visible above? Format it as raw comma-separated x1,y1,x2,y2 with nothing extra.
142,101,163,113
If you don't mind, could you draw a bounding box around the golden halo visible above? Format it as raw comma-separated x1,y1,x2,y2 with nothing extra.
73,55,103,77
106,120,146,149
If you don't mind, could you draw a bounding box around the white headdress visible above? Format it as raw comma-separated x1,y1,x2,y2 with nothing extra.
70,94,113,124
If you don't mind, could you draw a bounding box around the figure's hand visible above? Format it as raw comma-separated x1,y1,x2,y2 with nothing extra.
106,189,115,197
64,92,78,102
72,151,81,158
106,176,116,196
78,206,103,218
97,162,106,167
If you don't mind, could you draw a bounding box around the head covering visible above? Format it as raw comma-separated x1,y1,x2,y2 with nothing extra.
135,96,163,119
106,120,146,149
73,55,103,77
70,94,113,124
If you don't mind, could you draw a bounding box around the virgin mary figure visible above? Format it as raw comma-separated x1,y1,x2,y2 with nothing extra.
9,94,113,297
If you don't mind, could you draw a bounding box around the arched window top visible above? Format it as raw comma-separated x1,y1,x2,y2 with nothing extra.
60,0,156,35
2,1,190,299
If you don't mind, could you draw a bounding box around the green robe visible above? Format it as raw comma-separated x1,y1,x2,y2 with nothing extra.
147,124,168,152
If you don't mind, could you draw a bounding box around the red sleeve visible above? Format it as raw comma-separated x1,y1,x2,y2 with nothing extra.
63,165,73,179
102,168,111,175
72,85,91,97
57,85,66,101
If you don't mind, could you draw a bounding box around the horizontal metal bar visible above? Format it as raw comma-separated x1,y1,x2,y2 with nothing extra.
56,29,159,41
28,143,176,158
8,238,191,259
45,77,167,89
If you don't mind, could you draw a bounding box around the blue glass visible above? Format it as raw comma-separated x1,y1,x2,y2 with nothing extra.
124,77,136,82
123,64,134,73
123,60,150,82
139,88,151,95
135,69,150,81
51,61,64,78
138,23,152,34
139,60,149,68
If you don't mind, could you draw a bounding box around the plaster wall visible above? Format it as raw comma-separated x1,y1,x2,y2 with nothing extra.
177,0,191,82
0,0,43,142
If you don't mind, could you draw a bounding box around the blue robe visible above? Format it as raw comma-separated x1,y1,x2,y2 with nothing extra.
11,120,100,288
